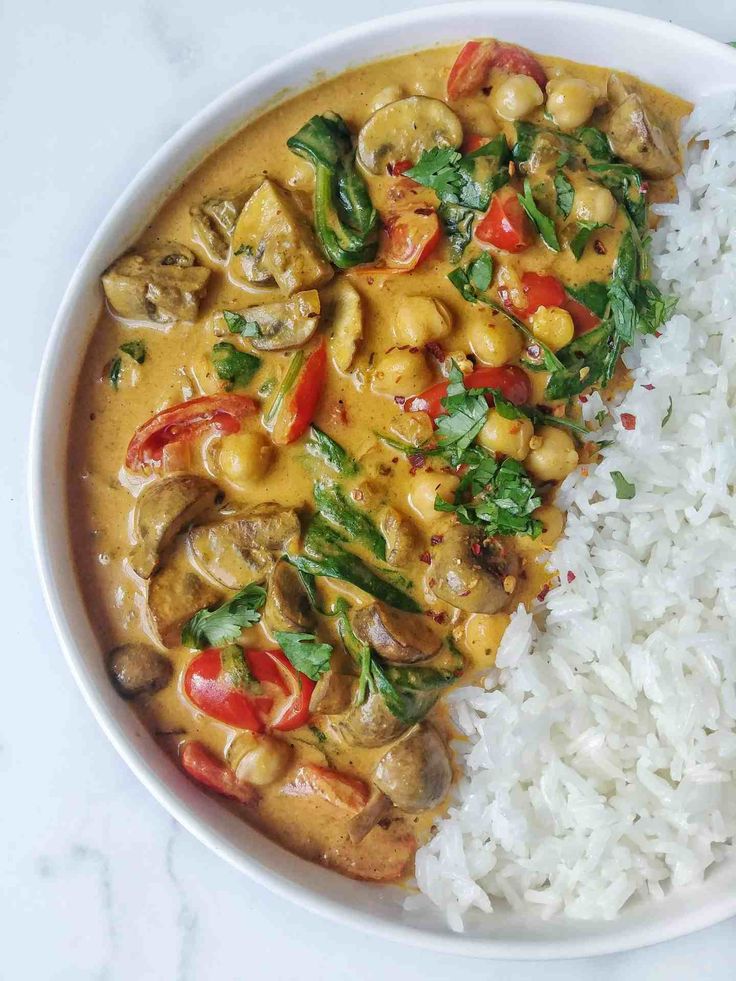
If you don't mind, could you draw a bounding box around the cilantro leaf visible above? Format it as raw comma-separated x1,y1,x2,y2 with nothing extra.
518,178,561,251
223,311,261,337
662,396,673,428
565,282,610,318
571,126,613,162
569,221,609,261
436,455,542,538
109,356,122,390
120,340,146,364
211,342,261,389
405,146,464,199
554,171,575,218
274,631,333,681
611,470,636,499
434,362,490,462
181,584,266,649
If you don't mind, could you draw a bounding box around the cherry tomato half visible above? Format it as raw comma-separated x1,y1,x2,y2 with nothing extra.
126,394,256,470
564,295,601,334
180,741,257,805
476,188,534,253
272,340,327,445
447,39,547,100
502,272,567,317
255,648,316,732
404,365,531,420
184,648,272,732
383,206,441,271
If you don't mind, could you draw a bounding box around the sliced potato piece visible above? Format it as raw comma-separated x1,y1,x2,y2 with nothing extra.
148,542,222,647
130,475,221,579
357,96,462,175
322,278,363,372
228,179,333,294
243,290,321,351
102,242,211,323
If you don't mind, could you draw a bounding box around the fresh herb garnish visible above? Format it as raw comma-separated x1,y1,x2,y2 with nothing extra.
274,631,333,681
309,724,327,743
611,470,636,500
569,221,609,260
662,396,673,428
313,480,387,561
223,311,261,337
517,178,561,251
109,357,122,390
572,126,614,162
306,426,359,476
434,362,490,463
221,644,261,693
554,171,575,218
589,162,646,233
291,550,420,612
120,340,146,364
211,342,261,389
566,282,610,318
181,584,266,649
233,243,254,257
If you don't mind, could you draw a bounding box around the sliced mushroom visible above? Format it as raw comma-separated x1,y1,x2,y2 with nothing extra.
148,541,223,647
263,558,314,634
352,602,441,665
357,96,463,175
227,290,321,352
189,504,300,589
348,787,394,844
107,643,172,698
429,524,519,614
228,178,333,294
341,690,411,748
129,475,221,579
190,194,245,263
380,507,415,568
604,74,680,179
322,278,363,372
310,671,357,715
373,723,452,813
102,242,211,323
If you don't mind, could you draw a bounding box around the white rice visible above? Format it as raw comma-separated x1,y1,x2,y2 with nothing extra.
410,92,736,929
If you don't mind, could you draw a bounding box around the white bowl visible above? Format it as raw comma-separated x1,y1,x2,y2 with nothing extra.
29,1,736,959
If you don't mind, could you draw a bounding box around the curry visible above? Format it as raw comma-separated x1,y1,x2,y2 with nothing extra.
69,38,689,883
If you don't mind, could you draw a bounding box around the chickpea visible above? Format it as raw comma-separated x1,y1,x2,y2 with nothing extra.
233,735,292,787
491,74,544,121
371,349,434,396
545,77,599,131
467,314,523,367
525,425,579,482
526,368,551,405
394,296,452,346
477,409,534,461
219,432,274,484
533,504,565,548
529,306,574,352
389,410,435,448
456,613,509,662
408,471,459,522
573,182,617,225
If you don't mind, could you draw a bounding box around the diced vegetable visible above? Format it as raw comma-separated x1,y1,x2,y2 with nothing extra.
180,741,258,804
476,186,534,252
283,764,370,813
271,340,327,445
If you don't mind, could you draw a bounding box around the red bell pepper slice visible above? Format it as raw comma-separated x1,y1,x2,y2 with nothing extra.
447,40,547,100
184,648,272,732
180,741,257,805
272,341,327,445
126,394,256,470
476,187,534,253
404,365,531,420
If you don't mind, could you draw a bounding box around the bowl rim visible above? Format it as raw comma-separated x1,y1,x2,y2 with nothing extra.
29,0,736,960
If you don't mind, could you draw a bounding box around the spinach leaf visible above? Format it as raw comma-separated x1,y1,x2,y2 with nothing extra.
544,321,616,399
306,426,359,476
569,221,608,261
290,552,420,612
211,343,261,389
571,126,614,162
437,201,476,261
554,171,575,218
565,282,610,318
313,481,387,561
274,631,333,681
120,340,146,364
182,584,266,649
518,178,561,251
221,645,261,693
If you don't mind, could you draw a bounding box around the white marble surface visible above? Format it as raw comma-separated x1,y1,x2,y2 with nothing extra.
4,0,736,977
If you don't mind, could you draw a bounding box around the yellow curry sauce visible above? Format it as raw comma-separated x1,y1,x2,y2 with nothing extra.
68,40,689,882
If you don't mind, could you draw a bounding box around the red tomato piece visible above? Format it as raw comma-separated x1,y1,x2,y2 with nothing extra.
476,188,534,253
383,206,441,271
126,394,256,470
244,648,289,693
564,296,601,334
404,365,531,420
180,741,257,805
390,159,415,177
273,341,327,445
266,649,316,732
447,39,547,100
462,133,492,154
282,764,370,813
505,273,566,316
184,648,271,732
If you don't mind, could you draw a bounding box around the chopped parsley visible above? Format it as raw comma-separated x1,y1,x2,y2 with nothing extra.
611,470,636,500
662,396,674,428
223,310,261,337
274,631,333,681
181,584,266,649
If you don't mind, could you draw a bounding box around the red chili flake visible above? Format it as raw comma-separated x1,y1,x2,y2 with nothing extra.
408,346,420,354
366,276,375,286
655,331,662,338
391,456,399,464
621,412,637,430
643,383,655,390
414,207,434,216
579,395,589,403
331,400,348,425
351,489,364,502
425,610,448,625
408,453,426,471
471,542,482,556
537,584,551,602
394,396,406,406
640,181,650,195
430,534,444,545
419,551,431,565
425,341,445,362
594,239,606,255
567,571,576,583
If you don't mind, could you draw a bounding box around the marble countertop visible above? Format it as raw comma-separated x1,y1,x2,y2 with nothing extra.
4,0,736,977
